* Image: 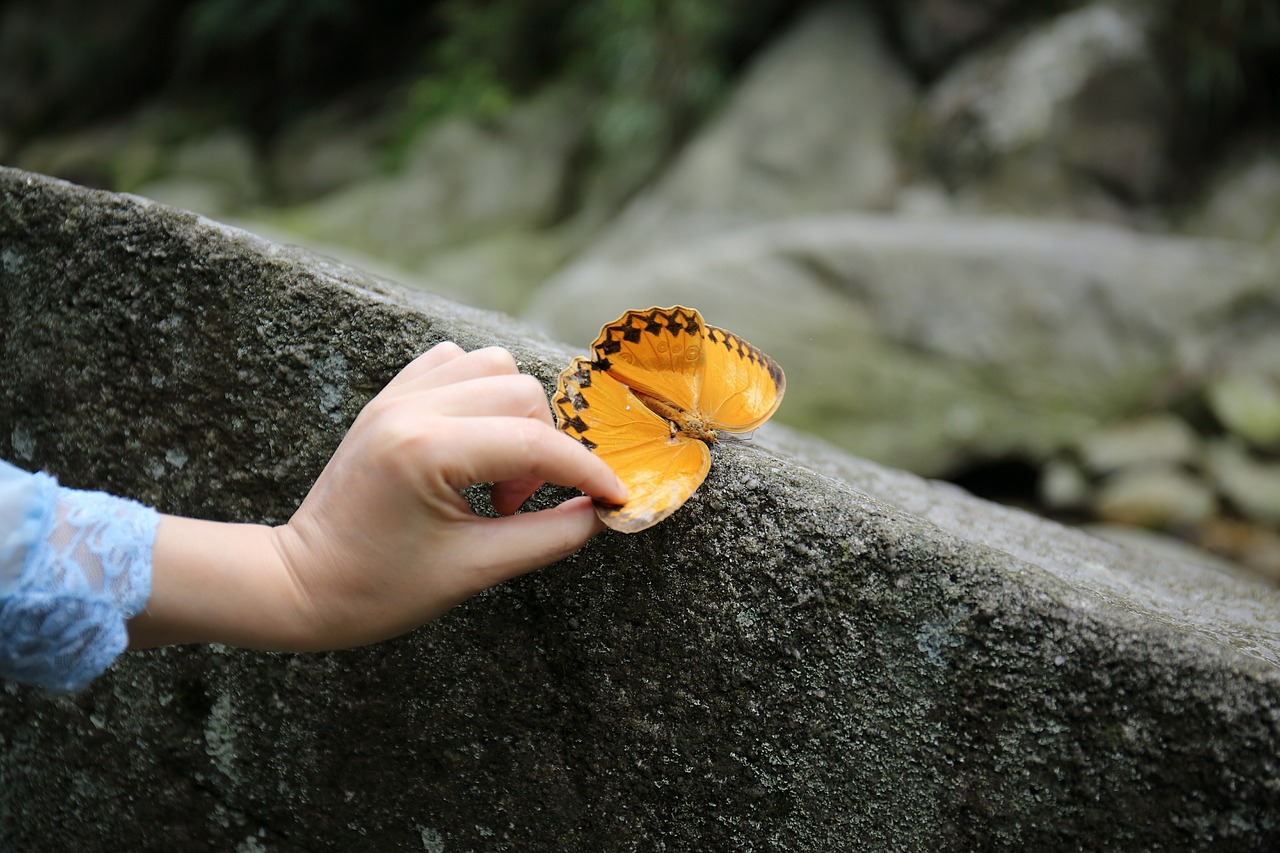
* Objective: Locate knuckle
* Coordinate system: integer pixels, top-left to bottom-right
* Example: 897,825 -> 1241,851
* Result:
368,406 -> 442,461
471,346 -> 519,375
511,373 -> 549,403
512,416 -> 547,455
349,397 -> 394,442
428,341 -> 465,357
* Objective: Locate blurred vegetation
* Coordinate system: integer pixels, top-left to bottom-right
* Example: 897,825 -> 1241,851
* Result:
387,0 -> 794,170
0,0 -> 793,163
1151,0 -> 1280,149
0,0 -> 1275,175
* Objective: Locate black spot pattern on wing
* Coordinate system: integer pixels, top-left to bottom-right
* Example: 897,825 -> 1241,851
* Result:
591,306 -> 705,362
554,358 -> 602,444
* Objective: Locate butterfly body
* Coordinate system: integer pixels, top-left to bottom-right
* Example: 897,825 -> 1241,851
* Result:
554,306 -> 784,533
632,391 -> 718,444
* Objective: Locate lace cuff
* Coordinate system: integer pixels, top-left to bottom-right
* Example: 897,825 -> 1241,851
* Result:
0,463 -> 157,692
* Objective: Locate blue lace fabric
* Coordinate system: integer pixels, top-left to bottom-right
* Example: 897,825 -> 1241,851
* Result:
0,459 -> 157,692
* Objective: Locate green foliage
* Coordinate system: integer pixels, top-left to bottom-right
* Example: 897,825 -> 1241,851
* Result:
1153,0 -> 1280,124
387,0 -> 791,169
4,0 -> 790,162
385,0 -> 545,167
167,0 -> 432,134
182,0 -> 349,52
568,0 -> 739,156
176,0 -> 357,114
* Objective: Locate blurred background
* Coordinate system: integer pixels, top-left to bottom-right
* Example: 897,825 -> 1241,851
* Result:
3,0 -> 1279,582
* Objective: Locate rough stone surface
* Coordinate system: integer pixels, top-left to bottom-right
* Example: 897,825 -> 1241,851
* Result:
3,169 -> 1280,850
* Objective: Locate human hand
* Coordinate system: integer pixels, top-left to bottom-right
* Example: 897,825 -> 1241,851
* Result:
128,343 -> 627,651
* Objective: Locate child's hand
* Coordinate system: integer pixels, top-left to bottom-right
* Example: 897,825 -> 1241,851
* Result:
129,343 -> 627,651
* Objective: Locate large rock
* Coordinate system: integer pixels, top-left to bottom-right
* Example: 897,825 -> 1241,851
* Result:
258,85 -> 589,316
3,169 -> 1279,850
267,100 -> 392,204
281,86 -> 587,265
1189,139 -> 1280,243
883,0 -> 1031,76
134,127 -> 266,217
527,214 -> 1277,475
1207,370 -> 1280,453
922,2 -> 1174,211
577,2 -> 914,263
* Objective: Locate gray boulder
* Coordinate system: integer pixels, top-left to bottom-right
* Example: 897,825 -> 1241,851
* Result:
1207,370 -> 1280,453
576,2 -> 914,264
1189,140 -> 1280,243
527,214 -> 1277,475
2,169 -> 1279,850
883,0 -> 1030,75
279,85 -> 589,272
922,2 -> 1174,211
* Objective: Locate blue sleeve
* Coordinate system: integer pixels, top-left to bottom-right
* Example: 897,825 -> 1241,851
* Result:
0,459 -> 158,692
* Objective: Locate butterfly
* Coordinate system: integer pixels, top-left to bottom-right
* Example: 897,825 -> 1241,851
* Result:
553,306 -> 785,533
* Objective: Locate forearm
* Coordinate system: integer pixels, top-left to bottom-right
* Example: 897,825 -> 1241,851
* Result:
127,515 -> 305,651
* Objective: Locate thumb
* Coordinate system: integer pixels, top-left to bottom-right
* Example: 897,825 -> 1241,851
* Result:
458,496 -> 606,592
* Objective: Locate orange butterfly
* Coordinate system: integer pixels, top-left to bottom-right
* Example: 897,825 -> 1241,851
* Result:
554,306 -> 785,532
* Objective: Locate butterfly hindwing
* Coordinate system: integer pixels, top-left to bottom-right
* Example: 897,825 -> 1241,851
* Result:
554,356 -> 711,533
699,323 -> 786,433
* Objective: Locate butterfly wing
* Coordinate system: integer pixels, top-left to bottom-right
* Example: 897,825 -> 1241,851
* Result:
555,357 -> 711,533
699,324 -> 786,432
590,306 -> 708,412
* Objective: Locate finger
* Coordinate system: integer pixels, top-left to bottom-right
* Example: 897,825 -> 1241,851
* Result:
392,346 -> 520,396
384,341 -> 468,390
456,496 -> 606,591
491,475 -> 546,515
416,417 -> 627,505
406,373 -> 556,426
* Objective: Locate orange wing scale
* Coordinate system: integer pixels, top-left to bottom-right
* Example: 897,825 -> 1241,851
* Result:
554,306 -> 785,533
554,357 -> 709,533
699,324 -> 786,432
589,306 -> 706,412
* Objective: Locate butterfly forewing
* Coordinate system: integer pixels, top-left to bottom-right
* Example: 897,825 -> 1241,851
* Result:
590,306 -> 707,413
699,324 -> 786,432
555,356 -> 711,533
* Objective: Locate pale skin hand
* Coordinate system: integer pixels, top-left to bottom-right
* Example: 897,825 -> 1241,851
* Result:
127,343 -> 627,652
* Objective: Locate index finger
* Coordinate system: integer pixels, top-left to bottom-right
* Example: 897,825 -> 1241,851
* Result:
423,417 -> 628,506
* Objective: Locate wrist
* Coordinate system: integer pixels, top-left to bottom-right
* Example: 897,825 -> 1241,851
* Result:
127,515 -> 307,651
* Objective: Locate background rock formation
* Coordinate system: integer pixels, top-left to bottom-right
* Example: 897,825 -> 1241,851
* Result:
3,169 -> 1279,850
8,0 -> 1277,579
